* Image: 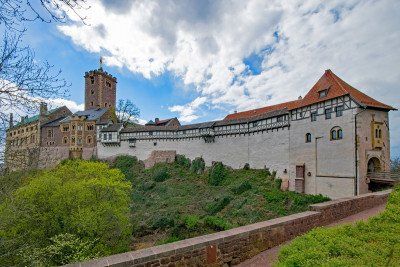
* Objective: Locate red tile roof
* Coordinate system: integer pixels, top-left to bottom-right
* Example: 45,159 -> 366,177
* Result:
224,70 -> 396,120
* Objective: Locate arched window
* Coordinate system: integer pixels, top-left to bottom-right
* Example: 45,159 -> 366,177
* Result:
305,133 -> 312,143
87,135 -> 92,144
63,136 -> 68,144
331,126 -> 343,140
378,129 -> 382,138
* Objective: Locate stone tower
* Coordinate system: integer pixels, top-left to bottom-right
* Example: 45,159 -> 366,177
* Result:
84,67 -> 117,110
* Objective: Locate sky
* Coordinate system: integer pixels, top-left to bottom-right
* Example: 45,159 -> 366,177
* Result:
20,0 -> 399,158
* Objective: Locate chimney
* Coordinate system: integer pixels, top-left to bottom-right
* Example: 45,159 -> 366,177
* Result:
155,118 -> 159,124
40,102 -> 48,116
298,96 -> 302,100
9,113 -> 13,128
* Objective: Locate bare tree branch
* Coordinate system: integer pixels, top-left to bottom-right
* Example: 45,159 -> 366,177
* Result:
116,99 -> 140,124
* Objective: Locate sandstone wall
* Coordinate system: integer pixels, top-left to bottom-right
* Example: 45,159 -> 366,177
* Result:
65,190 -> 390,267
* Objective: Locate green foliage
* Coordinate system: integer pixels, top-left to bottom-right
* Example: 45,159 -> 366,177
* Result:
175,154 -> 191,168
204,216 -> 232,231
271,170 -> 277,179
0,160 -> 132,265
20,233 -> 99,266
191,157 -> 205,174
152,167 -> 171,182
276,186 -> 400,266
125,161 -> 328,250
243,163 -> 250,170
112,155 -> 143,181
206,196 -> 232,215
274,178 -> 282,190
183,215 -> 201,230
232,180 -> 252,195
208,162 -> 228,186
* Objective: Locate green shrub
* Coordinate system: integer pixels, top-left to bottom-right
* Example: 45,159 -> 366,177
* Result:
0,160 -> 131,265
206,196 -> 232,215
20,233 -> 99,266
191,157 -> 205,174
158,235 -> 182,245
271,170 -> 277,179
152,217 -> 176,230
183,215 -> 200,230
276,186 -> 400,266
232,181 -> 252,195
112,155 -> 142,180
204,216 -> 231,231
175,155 -> 191,168
274,178 -> 282,190
243,163 -> 250,170
153,168 -> 171,182
208,162 -> 228,186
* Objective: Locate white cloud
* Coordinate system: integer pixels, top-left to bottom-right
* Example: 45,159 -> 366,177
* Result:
169,96 -> 207,122
47,98 -> 84,113
59,0 -> 400,155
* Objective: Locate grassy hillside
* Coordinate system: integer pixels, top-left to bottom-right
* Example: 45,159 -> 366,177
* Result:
276,186 -> 400,266
112,155 -> 329,249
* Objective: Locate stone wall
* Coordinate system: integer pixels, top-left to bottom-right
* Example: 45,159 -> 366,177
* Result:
144,150 -> 176,168
65,190 -> 390,267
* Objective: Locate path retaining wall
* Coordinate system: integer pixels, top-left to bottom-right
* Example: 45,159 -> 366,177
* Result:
66,190 -> 390,267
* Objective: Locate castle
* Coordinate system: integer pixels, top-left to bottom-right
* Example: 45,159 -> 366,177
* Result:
5,67 -> 396,199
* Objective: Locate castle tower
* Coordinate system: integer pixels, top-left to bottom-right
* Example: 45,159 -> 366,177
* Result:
84,65 -> 117,110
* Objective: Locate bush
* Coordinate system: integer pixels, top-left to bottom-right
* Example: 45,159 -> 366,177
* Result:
112,155 -> 142,180
243,163 -> 250,170
183,215 -> 201,230
271,170 -> 277,179
208,162 -> 228,186
276,186 -> 400,266
274,178 -> 282,190
232,181 -> 252,195
20,233 -> 98,266
152,217 -> 176,230
0,160 -> 132,266
175,155 -> 191,168
204,216 -> 231,231
191,157 -> 205,174
206,196 -> 232,215
153,168 -> 171,182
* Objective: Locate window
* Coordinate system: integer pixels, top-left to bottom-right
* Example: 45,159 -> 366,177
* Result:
103,133 -> 107,140
87,124 -> 94,131
336,105 -> 344,117
87,135 -> 92,144
311,112 -> 317,122
106,81 -> 111,87
277,116 -> 283,122
72,125 -> 76,130
63,136 -> 68,144
331,127 -> 343,140
108,133 -> 112,140
305,133 -> 312,143
319,89 -> 328,98
90,76 -> 94,84
71,137 -> 75,144
47,129 -> 53,138
149,131 -> 153,136
379,129 -> 382,138
91,101 -> 94,107
90,89 -> 95,95
30,134 -> 35,143
62,125 -> 69,132
325,108 -> 332,119
104,103 -> 108,107
77,138 -> 82,145
77,125 -> 83,131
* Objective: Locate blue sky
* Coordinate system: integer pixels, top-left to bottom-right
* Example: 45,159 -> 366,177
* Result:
20,0 -> 399,158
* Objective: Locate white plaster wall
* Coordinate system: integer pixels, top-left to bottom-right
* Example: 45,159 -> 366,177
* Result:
98,128 -> 290,178
289,107 -> 356,199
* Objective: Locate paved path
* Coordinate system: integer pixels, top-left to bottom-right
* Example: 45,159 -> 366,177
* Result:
236,204 -> 386,267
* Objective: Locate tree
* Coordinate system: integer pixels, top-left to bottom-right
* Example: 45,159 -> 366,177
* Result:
392,157 -> 400,173
116,99 -> 140,124
0,160 -> 132,265
0,0 -> 88,166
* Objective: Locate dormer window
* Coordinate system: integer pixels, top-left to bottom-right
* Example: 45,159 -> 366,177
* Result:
319,89 -> 328,98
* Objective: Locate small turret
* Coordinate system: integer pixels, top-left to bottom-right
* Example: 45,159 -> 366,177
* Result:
40,102 -> 48,116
